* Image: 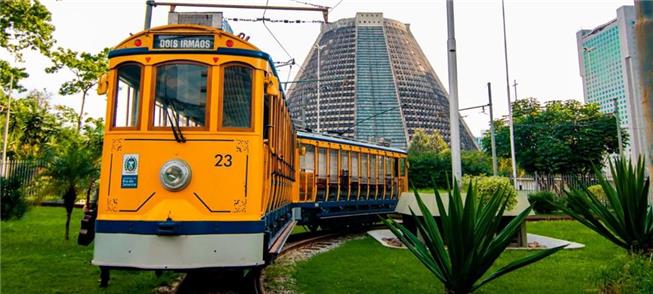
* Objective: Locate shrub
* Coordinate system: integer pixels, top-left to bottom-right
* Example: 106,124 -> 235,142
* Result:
408,150 -> 450,189
1,176 -> 29,220
593,255 -> 653,294
461,150 -> 492,176
384,182 -> 564,293
586,184 -> 607,204
554,157 -> 653,255
528,191 -> 558,214
473,176 -> 518,210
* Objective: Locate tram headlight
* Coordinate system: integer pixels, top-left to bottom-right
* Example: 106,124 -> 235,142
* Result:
159,159 -> 192,191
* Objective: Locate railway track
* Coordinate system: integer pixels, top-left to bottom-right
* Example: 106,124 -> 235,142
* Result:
168,229 -> 354,294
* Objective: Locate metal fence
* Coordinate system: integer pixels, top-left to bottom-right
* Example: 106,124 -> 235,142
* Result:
1,160 -> 45,198
515,173 -> 612,195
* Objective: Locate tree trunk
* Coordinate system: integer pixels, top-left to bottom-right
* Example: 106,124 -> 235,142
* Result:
77,89 -> 88,132
65,211 -> 71,240
444,288 -> 470,294
64,185 -> 77,240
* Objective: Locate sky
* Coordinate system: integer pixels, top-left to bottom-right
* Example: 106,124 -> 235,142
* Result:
1,0 -> 635,137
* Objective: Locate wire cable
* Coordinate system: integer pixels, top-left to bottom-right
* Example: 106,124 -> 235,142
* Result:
262,0 -> 293,60
330,0 -> 344,12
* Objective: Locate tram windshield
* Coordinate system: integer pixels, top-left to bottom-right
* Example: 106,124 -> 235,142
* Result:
153,63 -> 208,128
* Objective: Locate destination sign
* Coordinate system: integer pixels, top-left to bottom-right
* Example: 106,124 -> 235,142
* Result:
153,35 -> 214,50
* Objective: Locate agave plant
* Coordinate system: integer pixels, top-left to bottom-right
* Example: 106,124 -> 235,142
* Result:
384,182 -> 565,293
557,157 -> 652,255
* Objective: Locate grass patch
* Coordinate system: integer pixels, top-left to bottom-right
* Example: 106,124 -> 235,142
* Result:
1,207 -> 177,293
292,221 -> 625,293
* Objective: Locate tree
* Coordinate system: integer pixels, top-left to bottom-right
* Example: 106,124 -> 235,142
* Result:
42,117 -> 103,240
461,150 -> 492,176
409,129 -> 449,156
0,60 -> 29,92
482,98 -> 625,184
0,90 -> 61,159
0,0 -> 55,61
384,182 -> 564,293
46,47 -> 109,131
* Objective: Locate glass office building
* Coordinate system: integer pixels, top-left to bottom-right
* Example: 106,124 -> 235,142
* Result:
576,6 -> 646,159
286,13 -> 477,150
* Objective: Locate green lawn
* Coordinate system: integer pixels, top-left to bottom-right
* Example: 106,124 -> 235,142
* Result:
291,221 -> 625,294
1,207 -> 177,294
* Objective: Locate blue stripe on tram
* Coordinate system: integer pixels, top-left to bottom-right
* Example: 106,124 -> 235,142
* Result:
96,220 -> 266,235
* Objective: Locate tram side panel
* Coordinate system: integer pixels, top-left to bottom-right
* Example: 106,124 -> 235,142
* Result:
294,135 -> 408,226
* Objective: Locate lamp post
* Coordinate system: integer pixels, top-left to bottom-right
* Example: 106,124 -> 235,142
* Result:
458,83 -> 498,176
446,0 -> 462,183
315,43 -> 326,133
488,83 -> 498,176
501,0 -> 518,188
613,97 -> 624,156
1,74 -> 14,177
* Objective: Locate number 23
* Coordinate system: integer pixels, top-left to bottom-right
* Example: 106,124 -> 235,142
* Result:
214,154 -> 232,167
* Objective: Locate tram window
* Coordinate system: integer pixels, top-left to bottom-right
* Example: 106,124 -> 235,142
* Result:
385,158 -> 390,177
377,156 -> 383,179
112,64 -> 142,128
153,63 -> 208,128
361,154 -> 368,179
399,158 -> 406,176
263,95 -> 270,140
329,150 -> 338,179
341,151 -> 349,172
318,148 -> 327,177
351,152 -> 359,178
222,65 -> 253,128
370,155 -> 376,179
302,145 -> 315,172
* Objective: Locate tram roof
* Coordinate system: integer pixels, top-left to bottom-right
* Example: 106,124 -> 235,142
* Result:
297,131 -> 407,154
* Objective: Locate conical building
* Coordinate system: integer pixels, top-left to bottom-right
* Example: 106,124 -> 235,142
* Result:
286,12 -> 477,150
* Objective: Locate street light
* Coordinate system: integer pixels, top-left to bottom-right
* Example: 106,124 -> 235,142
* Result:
1,74 -> 14,177
613,97 -> 624,156
314,43 -> 326,133
501,0 -> 518,188
446,0 -> 462,183
459,82 -> 498,176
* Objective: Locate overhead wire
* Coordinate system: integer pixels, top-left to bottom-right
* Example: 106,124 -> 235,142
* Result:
261,0 -> 293,61
330,0 -> 344,12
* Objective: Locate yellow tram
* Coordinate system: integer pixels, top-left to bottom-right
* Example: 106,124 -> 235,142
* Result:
85,16 -> 407,286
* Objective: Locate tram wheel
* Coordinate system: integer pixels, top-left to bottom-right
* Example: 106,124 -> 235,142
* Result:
307,224 -> 320,232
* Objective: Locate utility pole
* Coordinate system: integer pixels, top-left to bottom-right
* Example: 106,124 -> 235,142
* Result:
513,79 -> 518,100
613,97 -> 624,156
634,0 -> 652,202
1,74 -> 14,177
315,44 -> 325,133
446,0 -> 462,183
502,0 -> 518,188
459,85 -> 497,176
488,82 -> 498,176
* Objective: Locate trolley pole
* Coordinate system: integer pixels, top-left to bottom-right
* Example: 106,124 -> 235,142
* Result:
1,74 -> 14,177
634,0 -> 653,202
144,0 -> 154,30
488,82 -> 498,176
501,0 -> 518,188
446,0 -> 462,183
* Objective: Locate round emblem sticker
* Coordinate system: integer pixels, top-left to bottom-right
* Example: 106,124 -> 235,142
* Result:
122,154 -> 139,176
125,157 -> 137,172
